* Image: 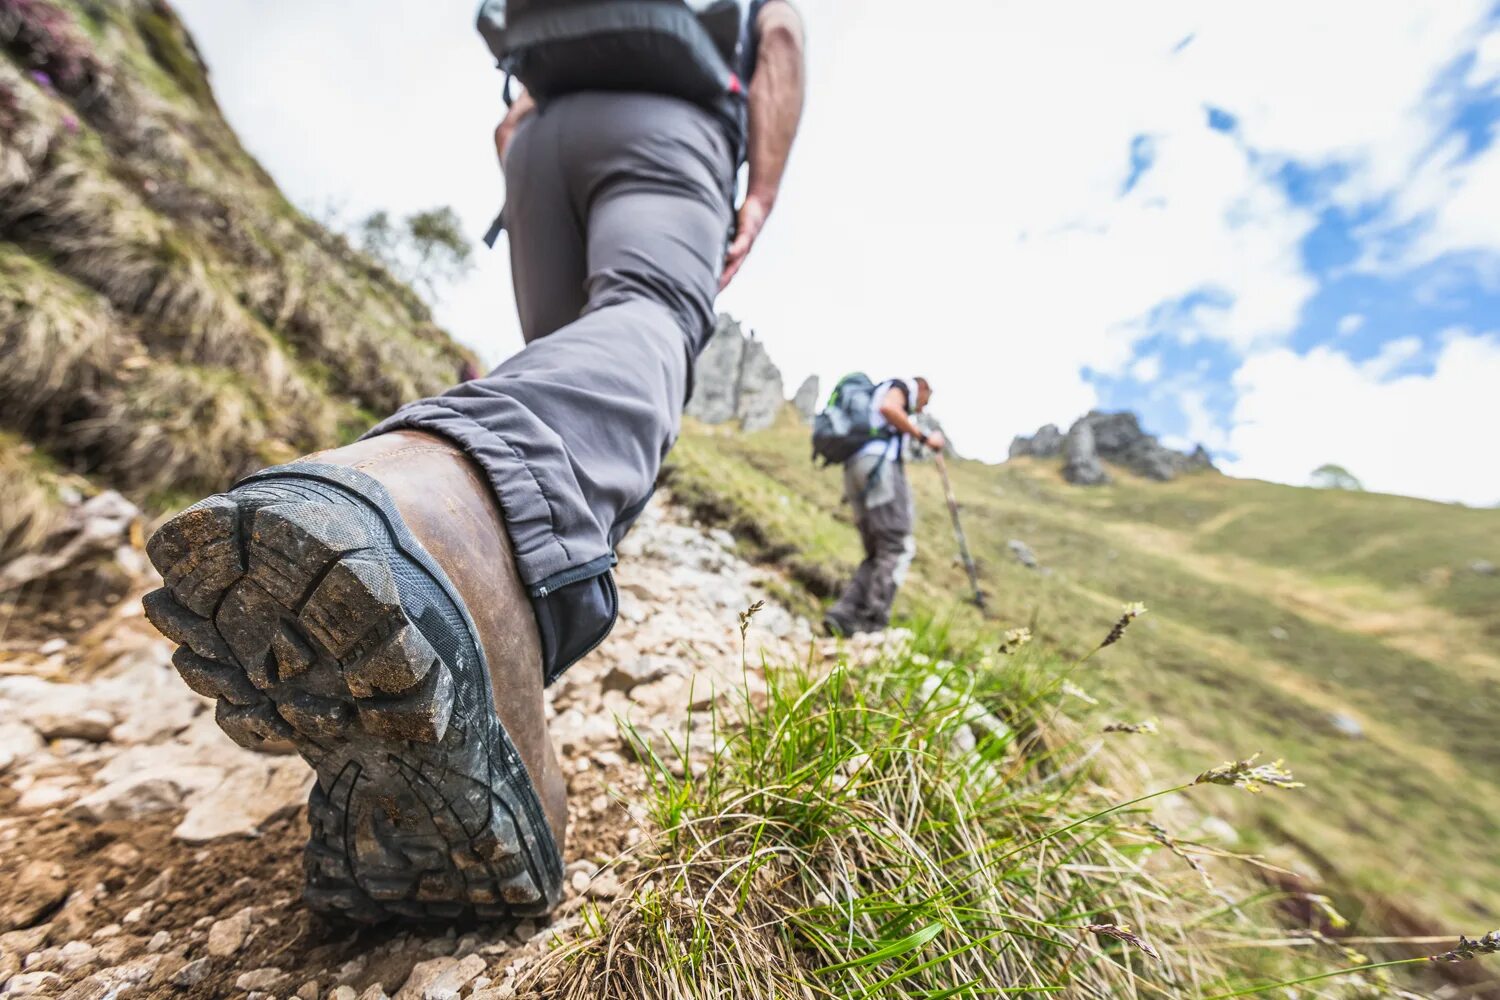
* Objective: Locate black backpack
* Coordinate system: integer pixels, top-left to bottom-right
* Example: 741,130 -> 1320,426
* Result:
812,373 -> 893,465
476,0 -> 751,108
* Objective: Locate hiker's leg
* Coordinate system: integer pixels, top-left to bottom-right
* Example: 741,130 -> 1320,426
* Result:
366,92 -> 732,682
502,107 -> 588,342
828,455 -> 884,629
861,465 -> 916,628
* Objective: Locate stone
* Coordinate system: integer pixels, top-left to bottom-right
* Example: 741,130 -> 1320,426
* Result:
66,773 -> 192,823
56,938 -> 97,970
4,971 -> 61,996
1062,419 -> 1110,486
1472,559 -> 1497,576
601,656 -> 666,694
36,707 -> 114,743
206,907 -> 253,957
1007,539 -> 1038,569
38,638 -> 68,656
684,314 -> 785,431
297,978 -> 321,999
0,722 -> 43,774
171,957 -> 212,987
791,375 -> 820,423
174,757 -> 312,842
394,953 -> 487,1000
1329,713 -> 1365,738
236,967 -> 285,991
15,782 -> 78,812
358,987 -> 392,1000
146,930 -> 170,952
585,871 -> 622,899
0,491 -> 141,591
329,988 -> 358,1000
1,861 -> 69,932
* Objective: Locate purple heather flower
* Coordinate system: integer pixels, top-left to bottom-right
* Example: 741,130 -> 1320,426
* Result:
29,70 -> 53,90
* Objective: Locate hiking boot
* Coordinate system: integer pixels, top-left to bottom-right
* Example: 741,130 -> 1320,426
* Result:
142,431 -> 566,923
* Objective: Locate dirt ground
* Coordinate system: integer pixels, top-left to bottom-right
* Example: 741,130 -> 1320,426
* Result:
0,497 -> 863,999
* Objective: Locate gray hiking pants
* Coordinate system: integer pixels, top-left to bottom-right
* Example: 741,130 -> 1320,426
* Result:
367,92 -> 734,682
828,453 -> 916,631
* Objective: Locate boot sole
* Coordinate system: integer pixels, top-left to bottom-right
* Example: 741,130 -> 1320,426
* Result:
142,463 -> 562,923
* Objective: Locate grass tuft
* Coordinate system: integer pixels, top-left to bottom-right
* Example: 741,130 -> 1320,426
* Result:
527,615 -> 1374,998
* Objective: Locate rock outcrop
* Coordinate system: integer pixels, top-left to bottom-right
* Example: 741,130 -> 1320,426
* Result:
791,375 -> 820,423
1013,411 -> 1216,486
1009,423 -> 1064,459
686,315 -> 786,432
1062,420 -> 1110,486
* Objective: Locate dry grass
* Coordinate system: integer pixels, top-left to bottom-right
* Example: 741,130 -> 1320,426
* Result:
0,241 -> 123,422
0,431 -> 72,564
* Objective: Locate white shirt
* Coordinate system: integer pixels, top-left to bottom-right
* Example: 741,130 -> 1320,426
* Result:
855,378 -> 919,461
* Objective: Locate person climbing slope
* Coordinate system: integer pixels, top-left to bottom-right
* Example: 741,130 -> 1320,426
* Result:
820,376 -> 944,636
142,0 -> 805,923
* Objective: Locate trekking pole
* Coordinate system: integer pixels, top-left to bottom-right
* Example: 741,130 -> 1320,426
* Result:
933,453 -> 987,611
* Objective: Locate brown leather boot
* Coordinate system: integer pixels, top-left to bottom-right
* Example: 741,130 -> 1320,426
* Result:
143,431 -> 566,923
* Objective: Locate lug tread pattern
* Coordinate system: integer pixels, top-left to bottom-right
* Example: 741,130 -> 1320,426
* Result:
144,482 -> 559,923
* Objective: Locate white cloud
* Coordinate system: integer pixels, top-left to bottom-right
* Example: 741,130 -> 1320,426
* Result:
1337,313 -> 1366,336
1130,354 -> 1163,383
1222,332 -> 1500,505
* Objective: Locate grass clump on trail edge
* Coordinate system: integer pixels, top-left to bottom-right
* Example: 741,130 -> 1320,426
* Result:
527,611 -> 1479,999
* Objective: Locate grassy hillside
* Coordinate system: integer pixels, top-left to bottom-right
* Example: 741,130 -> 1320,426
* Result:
668,412 -> 1500,935
0,0 -> 473,560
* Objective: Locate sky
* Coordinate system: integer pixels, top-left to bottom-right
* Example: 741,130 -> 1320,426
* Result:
173,1 -> 1500,506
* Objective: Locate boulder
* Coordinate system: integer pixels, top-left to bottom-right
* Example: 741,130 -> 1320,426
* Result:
1063,420 -> 1110,486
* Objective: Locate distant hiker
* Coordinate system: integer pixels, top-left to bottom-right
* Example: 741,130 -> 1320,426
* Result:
143,0 -> 805,924
818,376 -> 943,636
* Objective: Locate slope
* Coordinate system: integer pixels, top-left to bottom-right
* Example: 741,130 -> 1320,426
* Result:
667,411 -> 1500,932
0,0 -> 473,563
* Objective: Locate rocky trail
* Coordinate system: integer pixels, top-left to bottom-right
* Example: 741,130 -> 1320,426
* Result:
0,496 -> 872,999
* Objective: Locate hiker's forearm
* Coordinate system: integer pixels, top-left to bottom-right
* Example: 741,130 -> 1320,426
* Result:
745,1 -> 805,212
879,404 -> 925,441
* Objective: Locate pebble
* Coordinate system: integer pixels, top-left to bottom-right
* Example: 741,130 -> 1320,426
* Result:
146,930 -> 171,952
207,907 -> 253,957
328,987 -> 358,1000
235,966 -> 285,991
296,977 -> 321,999
171,957 -> 212,987
6,971 -> 62,996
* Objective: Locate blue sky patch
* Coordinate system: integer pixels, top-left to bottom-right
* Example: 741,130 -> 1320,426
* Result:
1097,63 -> 1500,466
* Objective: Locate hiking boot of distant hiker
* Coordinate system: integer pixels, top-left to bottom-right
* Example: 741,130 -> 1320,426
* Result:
142,431 -> 566,923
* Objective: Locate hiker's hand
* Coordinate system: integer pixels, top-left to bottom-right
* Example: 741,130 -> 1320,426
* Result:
494,91 -> 536,167
925,431 -> 947,453
721,194 -> 771,291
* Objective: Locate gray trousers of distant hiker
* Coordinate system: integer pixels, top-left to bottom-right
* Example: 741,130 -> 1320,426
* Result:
366,92 -> 733,680
828,453 -> 917,631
